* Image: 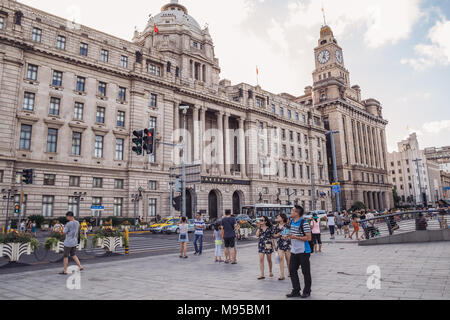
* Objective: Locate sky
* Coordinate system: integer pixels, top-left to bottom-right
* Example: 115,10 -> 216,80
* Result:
19,0 -> 450,152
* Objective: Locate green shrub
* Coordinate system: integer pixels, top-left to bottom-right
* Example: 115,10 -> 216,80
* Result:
0,231 -> 39,251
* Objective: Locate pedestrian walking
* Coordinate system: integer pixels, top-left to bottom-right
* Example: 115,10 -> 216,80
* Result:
273,214 -> 291,281
365,211 -> 376,238
222,209 -> 238,264
256,216 -> 275,280
31,221 -> 37,237
80,220 -> 88,237
286,205 -> 312,299
336,212 -> 343,235
178,216 -> 189,259
349,214 -> 360,240
327,211 -> 336,239
19,220 -> 26,233
310,214 -> 322,253
416,213 -> 428,231
193,213 -> 205,256
360,212 -> 367,240
343,211 -> 350,238
59,212 -> 83,275
214,222 -> 224,263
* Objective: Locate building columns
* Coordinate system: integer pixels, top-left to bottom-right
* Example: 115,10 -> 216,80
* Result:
200,107 -> 206,173
224,113 -> 231,176
193,106 -> 200,162
238,118 -> 247,178
217,112 -> 225,175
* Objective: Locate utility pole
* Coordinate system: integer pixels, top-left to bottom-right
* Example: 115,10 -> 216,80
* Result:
311,173 -> 317,211
326,130 -> 341,213
413,158 -> 424,207
2,189 -> 17,234
180,104 -> 189,218
169,167 -> 174,218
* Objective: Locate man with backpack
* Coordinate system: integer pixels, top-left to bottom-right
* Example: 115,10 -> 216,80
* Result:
286,205 -> 312,299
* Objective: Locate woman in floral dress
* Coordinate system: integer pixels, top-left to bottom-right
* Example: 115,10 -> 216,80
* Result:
273,213 -> 291,281
256,216 -> 275,280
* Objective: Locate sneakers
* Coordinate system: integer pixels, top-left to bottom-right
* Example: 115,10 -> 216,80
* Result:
286,292 -> 301,298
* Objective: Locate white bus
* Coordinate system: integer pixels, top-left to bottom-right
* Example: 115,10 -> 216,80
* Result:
242,204 -> 294,221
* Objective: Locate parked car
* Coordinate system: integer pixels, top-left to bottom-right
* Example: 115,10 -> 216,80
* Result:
163,219 -> 195,234
150,218 -> 179,233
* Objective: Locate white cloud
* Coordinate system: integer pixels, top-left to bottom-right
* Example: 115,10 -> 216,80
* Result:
285,0 -> 422,48
401,19 -> 450,70
422,120 -> 450,134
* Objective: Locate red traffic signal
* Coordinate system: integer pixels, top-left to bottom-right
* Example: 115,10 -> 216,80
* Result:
143,128 -> 155,155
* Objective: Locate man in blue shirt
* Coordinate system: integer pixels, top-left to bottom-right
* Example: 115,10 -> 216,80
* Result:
193,213 -> 205,255
286,205 -> 312,298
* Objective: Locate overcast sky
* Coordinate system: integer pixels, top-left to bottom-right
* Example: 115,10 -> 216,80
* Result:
19,0 -> 450,152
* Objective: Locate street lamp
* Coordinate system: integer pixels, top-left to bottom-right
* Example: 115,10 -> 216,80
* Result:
2,189 -> 18,234
179,104 -> 189,218
326,130 -> 341,213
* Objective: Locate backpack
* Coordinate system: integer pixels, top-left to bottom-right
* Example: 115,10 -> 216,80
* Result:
299,218 -> 314,254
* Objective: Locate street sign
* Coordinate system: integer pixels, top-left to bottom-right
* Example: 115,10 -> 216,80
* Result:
332,182 -> 341,194
90,206 -> 105,210
444,187 -> 450,191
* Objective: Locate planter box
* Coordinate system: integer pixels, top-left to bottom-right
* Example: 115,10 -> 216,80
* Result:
96,237 -> 123,253
239,228 -> 252,238
51,239 -> 86,254
0,242 -> 33,262
120,225 -> 130,231
41,224 -> 50,231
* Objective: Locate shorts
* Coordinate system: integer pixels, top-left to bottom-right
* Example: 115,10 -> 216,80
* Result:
312,233 -> 322,245
63,246 -> 77,258
224,237 -> 235,248
178,233 -> 189,243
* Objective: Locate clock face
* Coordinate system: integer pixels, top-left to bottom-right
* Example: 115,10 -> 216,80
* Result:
318,50 -> 330,64
336,50 -> 343,64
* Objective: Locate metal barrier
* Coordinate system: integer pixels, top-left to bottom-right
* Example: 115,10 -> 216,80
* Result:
358,209 -> 449,240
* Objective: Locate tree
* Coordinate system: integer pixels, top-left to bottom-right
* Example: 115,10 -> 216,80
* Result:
393,187 -> 401,208
350,201 -> 366,211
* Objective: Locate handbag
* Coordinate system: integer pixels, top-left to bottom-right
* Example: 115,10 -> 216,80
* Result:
180,233 -> 187,240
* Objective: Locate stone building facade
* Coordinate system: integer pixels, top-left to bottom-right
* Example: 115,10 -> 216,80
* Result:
293,26 -> 393,211
424,146 -> 450,173
0,0 -> 332,221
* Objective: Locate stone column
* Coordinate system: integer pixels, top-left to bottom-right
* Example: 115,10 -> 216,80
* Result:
200,107 -> 206,173
193,106 -> 200,162
224,113 -> 231,176
217,112 -> 225,175
174,101 -> 180,143
239,118 -> 247,178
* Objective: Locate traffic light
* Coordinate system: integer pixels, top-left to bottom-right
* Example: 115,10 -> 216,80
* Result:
172,196 -> 182,211
132,130 -> 144,156
143,128 -> 155,155
14,204 -> 20,215
22,169 -> 34,184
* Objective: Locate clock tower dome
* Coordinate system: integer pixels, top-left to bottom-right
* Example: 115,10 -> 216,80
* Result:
313,25 -> 349,87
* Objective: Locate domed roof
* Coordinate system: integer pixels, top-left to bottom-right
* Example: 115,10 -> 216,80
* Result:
149,0 -> 202,34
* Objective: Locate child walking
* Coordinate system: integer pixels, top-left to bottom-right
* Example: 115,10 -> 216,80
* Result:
214,223 -> 224,263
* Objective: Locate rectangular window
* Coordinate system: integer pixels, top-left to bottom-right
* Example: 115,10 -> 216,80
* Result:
118,87 -> 126,101
298,148 -> 302,158
299,164 -> 303,179
150,94 -> 157,107
113,198 -> 123,217
114,179 -> 124,189
94,135 -> 103,158
46,128 -> 58,153
305,149 -> 309,160
43,174 -> 56,186
149,116 -> 157,163
271,104 -> 276,113
148,199 -> 157,217
120,55 -> 128,68
96,107 -> 105,124
256,97 -> 263,108
101,49 -> 109,63
117,111 -> 125,127
74,102 -> 84,120
76,76 -> 86,92
68,197 -> 79,217
19,124 -> 32,150
56,35 -> 66,50
306,165 -> 311,179
49,97 -> 60,116
93,177 -> 103,188
148,181 -> 157,190
98,82 -> 107,97
280,107 -> 284,117
72,132 -> 82,156
0,17 -> 4,29
52,71 -> 63,87
32,27 -> 42,42
292,163 -> 296,178
288,110 -> 292,119
283,162 -> 288,178
23,92 -> 35,111
295,112 -> 299,121
26,64 -> 38,81
80,42 -> 88,56
148,64 -> 161,76
115,138 -> 124,160
290,146 -> 295,157
42,196 -> 54,217
69,176 -> 80,187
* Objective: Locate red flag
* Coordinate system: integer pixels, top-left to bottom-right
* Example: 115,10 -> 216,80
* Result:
256,65 -> 259,75
153,24 -> 159,34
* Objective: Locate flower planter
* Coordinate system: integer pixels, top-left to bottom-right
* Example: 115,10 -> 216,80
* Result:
239,228 -> 252,238
50,239 -> 85,254
41,224 -> 50,231
0,242 -> 33,262
96,237 -> 123,253
120,225 -> 130,231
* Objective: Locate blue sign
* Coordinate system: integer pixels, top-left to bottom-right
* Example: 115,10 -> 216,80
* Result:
444,187 -> 450,191
332,183 -> 341,194
90,206 -> 105,210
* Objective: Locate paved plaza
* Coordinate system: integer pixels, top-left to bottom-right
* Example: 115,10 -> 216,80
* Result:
0,240 -> 449,300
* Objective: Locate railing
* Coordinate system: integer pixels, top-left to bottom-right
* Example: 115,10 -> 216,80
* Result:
358,209 -> 449,240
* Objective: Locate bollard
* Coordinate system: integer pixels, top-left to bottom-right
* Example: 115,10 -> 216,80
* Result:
125,228 -> 129,255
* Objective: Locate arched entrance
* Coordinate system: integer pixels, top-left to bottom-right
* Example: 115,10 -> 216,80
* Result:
232,191 -> 244,216
208,190 -> 222,220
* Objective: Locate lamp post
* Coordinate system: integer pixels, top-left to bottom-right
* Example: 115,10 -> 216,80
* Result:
179,104 -> 189,217
326,130 -> 340,213
413,159 -> 424,207
2,189 -> 17,234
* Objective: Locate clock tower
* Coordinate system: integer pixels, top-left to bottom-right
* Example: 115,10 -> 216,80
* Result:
313,25 -> 349,87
